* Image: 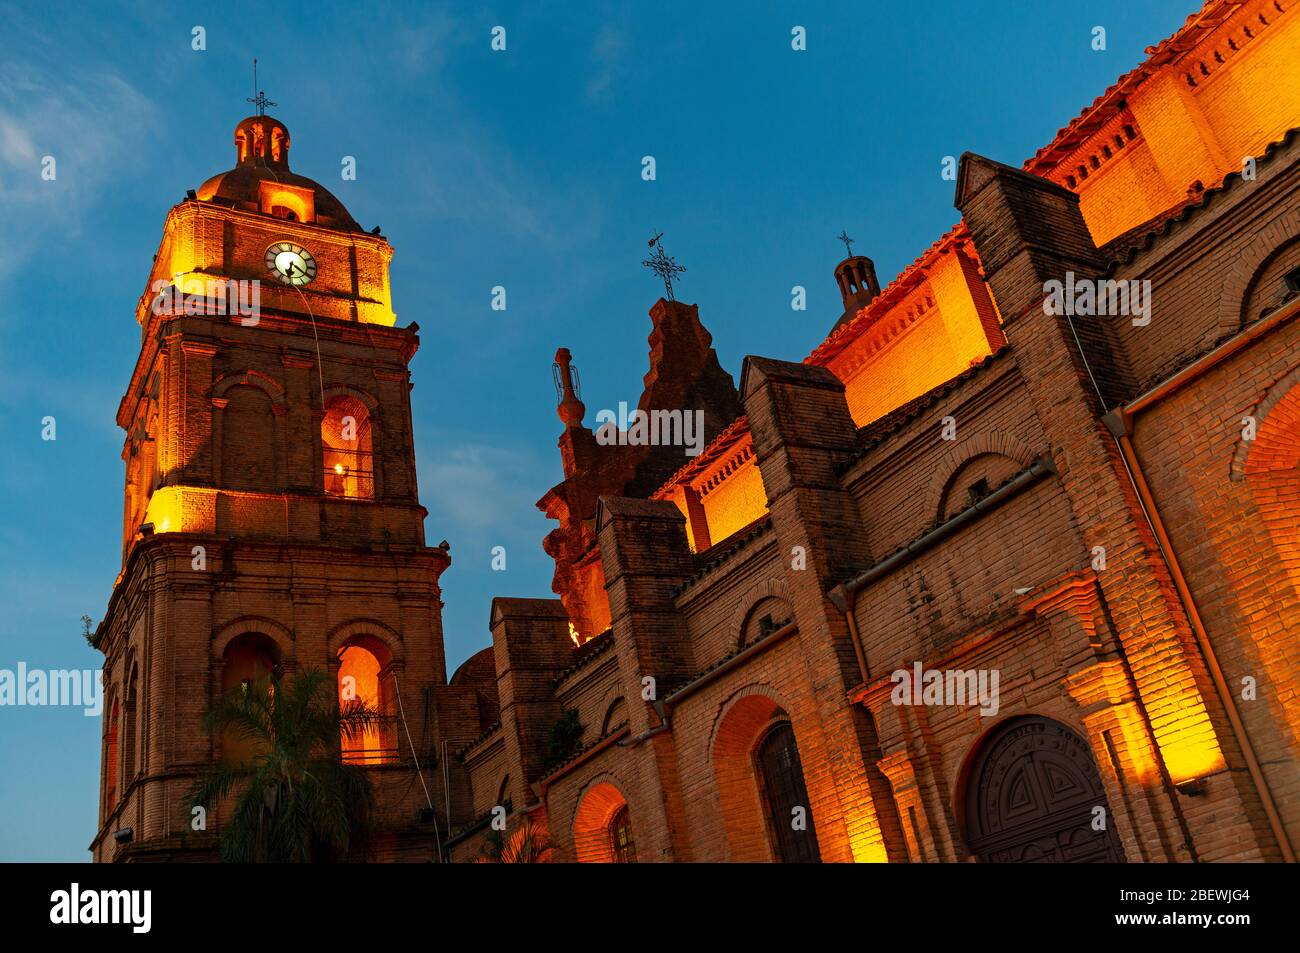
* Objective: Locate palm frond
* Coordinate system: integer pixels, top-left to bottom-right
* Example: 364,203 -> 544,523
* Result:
190,667 -> 378,863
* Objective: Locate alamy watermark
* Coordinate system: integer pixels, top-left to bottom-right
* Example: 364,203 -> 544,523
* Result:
595,402 -> 705,457
50,884 -> 151,933
1043,271 -> 1151,326
0,664 -> 102,716
890,662 -> 1000,716
151,274 -> 261,326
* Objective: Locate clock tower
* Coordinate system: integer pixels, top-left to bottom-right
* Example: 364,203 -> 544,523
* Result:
91,113 -> 488,861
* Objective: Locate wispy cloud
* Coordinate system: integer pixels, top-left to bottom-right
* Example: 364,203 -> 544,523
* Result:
387,6 -> 463,77
419,442 -> 550,545
0,58 -> 154,280
587,24 -> 628,102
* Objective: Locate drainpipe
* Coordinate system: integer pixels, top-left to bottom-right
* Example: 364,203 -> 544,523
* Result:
617,700 -> 672,747
1104,404 -> 1296,863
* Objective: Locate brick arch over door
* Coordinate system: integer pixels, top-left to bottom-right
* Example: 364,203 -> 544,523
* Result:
571,775 -> 635,863
1227,364 -> 1300,749
1216,207 -> 1300,337
926,432 -> 1039,522
709,684 -> 819,862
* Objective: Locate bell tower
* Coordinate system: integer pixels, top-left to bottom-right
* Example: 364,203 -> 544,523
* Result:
92,113 -> 486,862
832,253 -> 881,330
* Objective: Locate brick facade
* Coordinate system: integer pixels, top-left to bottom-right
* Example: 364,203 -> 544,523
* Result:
98,0 -> 1300,864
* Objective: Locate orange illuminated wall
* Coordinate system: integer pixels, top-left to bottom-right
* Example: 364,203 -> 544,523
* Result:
1029,0 -> 1300,245
258,180 -> 315,222
136,201 -> 397,331
811,234 -> 1004,429
571,552 -> 612,642
655,421 -> 771,553
807,2 -> 1300,435
697,455 -> 767,546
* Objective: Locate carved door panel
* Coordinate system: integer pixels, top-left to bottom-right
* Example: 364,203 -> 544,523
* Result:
756,722 -> 821,863
965,717 -> 1125,863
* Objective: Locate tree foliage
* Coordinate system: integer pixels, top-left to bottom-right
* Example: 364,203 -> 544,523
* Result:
189,667 -> 380,863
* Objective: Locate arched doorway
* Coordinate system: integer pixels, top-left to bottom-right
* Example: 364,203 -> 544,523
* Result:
963,716 -> 1124,863
755,721 -> 821,863
713,691 -> 822,862
573,781 -> 636,863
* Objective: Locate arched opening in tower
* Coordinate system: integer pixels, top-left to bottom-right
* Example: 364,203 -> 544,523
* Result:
321,396 -> 375,500
337,642 -> 391,765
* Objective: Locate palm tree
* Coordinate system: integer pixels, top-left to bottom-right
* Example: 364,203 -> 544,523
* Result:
190,667 -> 382,863
473,816 -> 557,863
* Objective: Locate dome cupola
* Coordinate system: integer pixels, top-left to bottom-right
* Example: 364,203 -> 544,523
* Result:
234,114 -> 291,169
193,114 -> 361,231
831,230 -> 881,329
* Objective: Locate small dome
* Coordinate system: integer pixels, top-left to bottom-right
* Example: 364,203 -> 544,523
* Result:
234,114 -> 292,169
833,255 -> 881,329
193,115 -> 361,231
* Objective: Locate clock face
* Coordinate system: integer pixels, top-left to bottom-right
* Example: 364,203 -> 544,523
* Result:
265,241 -> 317,286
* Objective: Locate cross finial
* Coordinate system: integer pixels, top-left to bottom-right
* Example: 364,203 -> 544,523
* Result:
642,231 -> 687,301
246,58 -> 277,116
837,230 -> 855,258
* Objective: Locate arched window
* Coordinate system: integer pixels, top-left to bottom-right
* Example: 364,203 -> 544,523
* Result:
219,633 -> 279,765
337,637 -> 394,765
220,384 -> 281,492
321,395 -> 374,500
572,781 -> 633,863
755,721 -> 820,863
609,805 -> 637,863
104,699 -> 120,813
739,596 -> 793,650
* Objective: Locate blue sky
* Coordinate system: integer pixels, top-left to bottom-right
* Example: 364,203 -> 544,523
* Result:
0,0 -> 1193,861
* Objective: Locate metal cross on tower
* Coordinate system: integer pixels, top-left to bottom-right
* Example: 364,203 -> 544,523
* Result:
642,231 -> 687,301
837,230 -> 855,258
246,58 -> 277,116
